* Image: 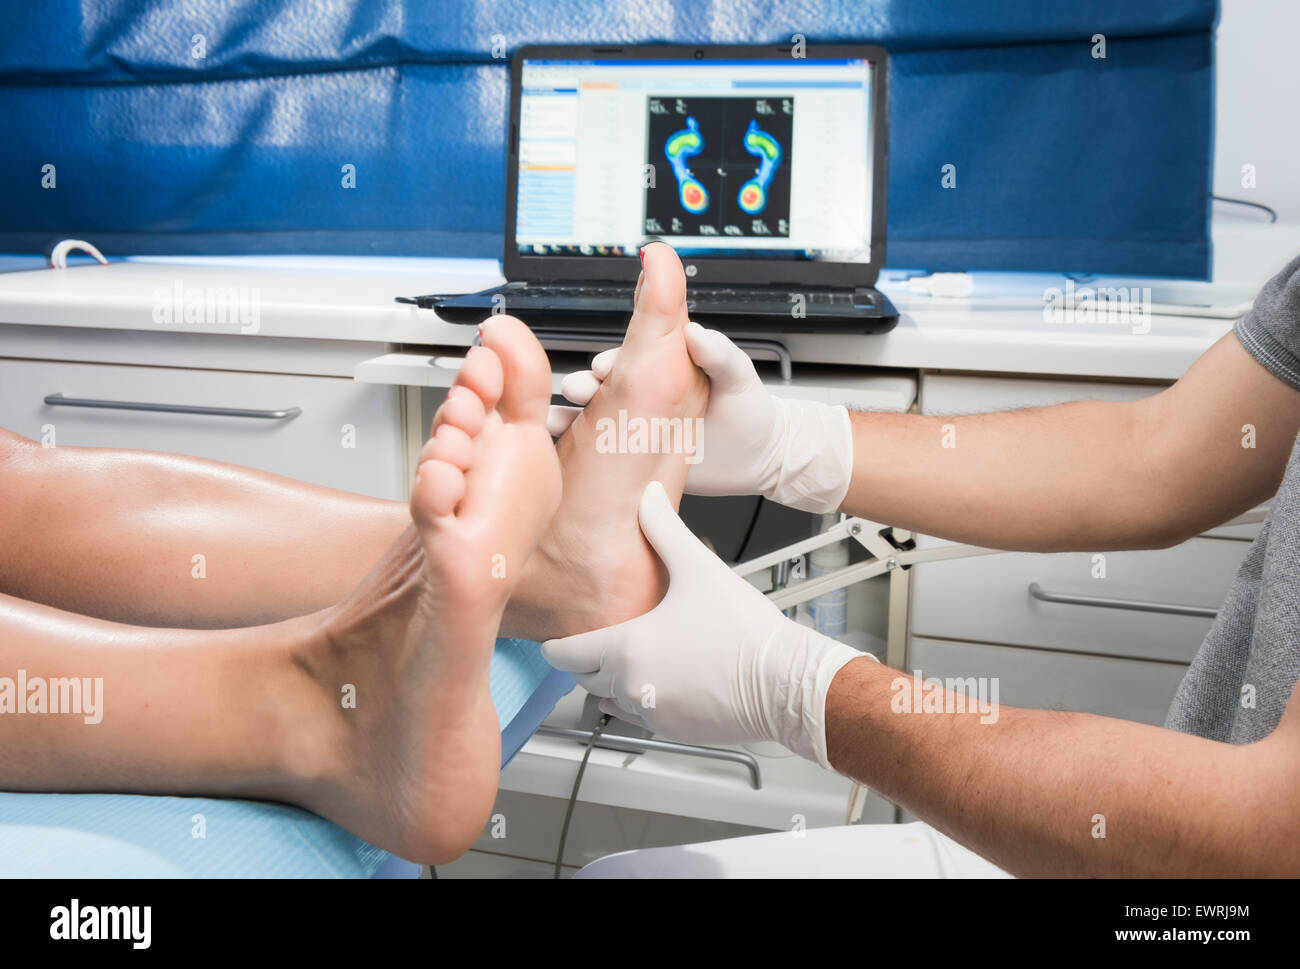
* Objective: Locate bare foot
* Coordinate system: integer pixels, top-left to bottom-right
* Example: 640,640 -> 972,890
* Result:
289,316 -> 560,864
525,242 -> 709,639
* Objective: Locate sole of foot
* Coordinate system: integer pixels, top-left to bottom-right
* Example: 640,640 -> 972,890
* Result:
295,315 -> 561,864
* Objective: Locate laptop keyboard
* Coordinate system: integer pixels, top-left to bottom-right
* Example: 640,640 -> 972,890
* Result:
521,284 -> 631,299
518,283 -> 862,307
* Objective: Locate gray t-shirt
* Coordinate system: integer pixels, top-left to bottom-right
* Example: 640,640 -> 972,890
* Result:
1165,254 -> 1300,743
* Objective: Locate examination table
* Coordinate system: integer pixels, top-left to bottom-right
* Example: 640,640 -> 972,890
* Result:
0,639 -> 574,877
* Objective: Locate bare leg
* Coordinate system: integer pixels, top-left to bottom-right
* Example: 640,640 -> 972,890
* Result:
0,428 -> 409,628
0,317 -> 561,864
0,593 -> 318,799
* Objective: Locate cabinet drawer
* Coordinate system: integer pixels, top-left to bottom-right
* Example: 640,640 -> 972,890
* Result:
908,636 -> 1187,726
0,358 -> 404,499
909,537 -> 1249,664
918,373 -> 1164,416
469,789 -> 767,870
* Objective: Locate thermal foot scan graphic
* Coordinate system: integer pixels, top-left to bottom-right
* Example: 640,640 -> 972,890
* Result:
665,116 -> 709,214
738,120 -> 782,215
645,96 -> 792,239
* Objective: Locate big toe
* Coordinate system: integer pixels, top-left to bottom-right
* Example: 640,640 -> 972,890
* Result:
478,315 -> 554,425
626,241 -> 689,346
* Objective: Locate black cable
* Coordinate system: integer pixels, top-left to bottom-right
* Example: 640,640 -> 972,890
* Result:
734,495 -> 765,563
1212,195 -> 1278,224
554,713 -> 611,879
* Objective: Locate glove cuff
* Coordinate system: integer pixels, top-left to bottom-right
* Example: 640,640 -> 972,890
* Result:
805,633 -> 878,771
766,399 -> 854,514
773,625 -> 878,770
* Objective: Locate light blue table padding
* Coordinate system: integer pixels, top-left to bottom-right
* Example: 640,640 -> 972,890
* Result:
0,638 -> 574,877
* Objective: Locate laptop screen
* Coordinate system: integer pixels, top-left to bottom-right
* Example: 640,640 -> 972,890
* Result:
514,55 -> 875,266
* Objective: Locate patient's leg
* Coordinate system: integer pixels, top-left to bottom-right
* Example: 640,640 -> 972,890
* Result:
517,242 -> 710,640
0,428 -> 409,628
0,319 -> 561,863
0,242 -> 700,642
0,386 -> 551,637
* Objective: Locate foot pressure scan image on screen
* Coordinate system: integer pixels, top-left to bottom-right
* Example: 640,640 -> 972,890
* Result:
646,95 -> 794,239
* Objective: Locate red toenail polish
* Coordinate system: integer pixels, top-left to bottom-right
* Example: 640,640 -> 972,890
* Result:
639,248 -> 645,267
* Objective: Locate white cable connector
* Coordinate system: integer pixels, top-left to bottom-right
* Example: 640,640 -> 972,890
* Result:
903,272 -> 974,298
47,239 -> 108,269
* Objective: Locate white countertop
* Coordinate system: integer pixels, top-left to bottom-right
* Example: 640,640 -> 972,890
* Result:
2,220 -> 1296,382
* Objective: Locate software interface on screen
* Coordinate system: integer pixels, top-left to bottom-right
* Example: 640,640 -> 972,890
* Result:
515,57 -> 874,263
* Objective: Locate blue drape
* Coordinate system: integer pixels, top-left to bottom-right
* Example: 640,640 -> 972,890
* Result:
0,0 -> 1216,277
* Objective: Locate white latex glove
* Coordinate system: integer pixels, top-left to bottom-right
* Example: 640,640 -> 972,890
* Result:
547,323 -> 854,514
541,481 -> 872,769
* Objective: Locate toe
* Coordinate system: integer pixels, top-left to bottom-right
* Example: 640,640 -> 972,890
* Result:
478,314 -> 553,425
625,241 -> 688,346
450,345 -> 504,415
432,384 -> 488,438
411,458 -> 467,521
418,422 -> 474,471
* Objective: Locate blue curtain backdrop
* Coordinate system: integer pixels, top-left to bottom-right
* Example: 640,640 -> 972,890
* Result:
0,0 -> 1217,277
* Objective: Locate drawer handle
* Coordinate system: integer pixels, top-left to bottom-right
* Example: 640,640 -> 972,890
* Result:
1028,582 -> 1217,619
44,393 -> 302,421
534,725 -> 762,790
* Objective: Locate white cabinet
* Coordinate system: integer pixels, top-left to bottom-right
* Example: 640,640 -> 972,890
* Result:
909,538 -> 1249,665
0,357 -> 405,500
908,636 -> 1189,727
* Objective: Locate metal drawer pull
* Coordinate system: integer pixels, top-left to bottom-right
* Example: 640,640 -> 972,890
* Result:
535,725 -> 762,790
528,327 -> 794,381
44,393 -> 301,421
1028,582 -> 1217,619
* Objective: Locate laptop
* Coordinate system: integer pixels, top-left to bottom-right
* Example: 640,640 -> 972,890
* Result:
424,43 -> 897,334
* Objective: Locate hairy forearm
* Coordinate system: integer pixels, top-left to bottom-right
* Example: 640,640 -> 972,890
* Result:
837,335 -> 1298,552
839,400 -> 1184,551
825,658 -> 1298,876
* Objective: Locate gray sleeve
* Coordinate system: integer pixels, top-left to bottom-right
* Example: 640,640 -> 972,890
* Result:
1235,253 -> 1300,391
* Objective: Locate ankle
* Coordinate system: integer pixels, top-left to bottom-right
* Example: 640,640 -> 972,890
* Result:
259,610 -> 355,798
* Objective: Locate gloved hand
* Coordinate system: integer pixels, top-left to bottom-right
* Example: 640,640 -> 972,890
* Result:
546,323 -> 854,514
541,481 -> 872,769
